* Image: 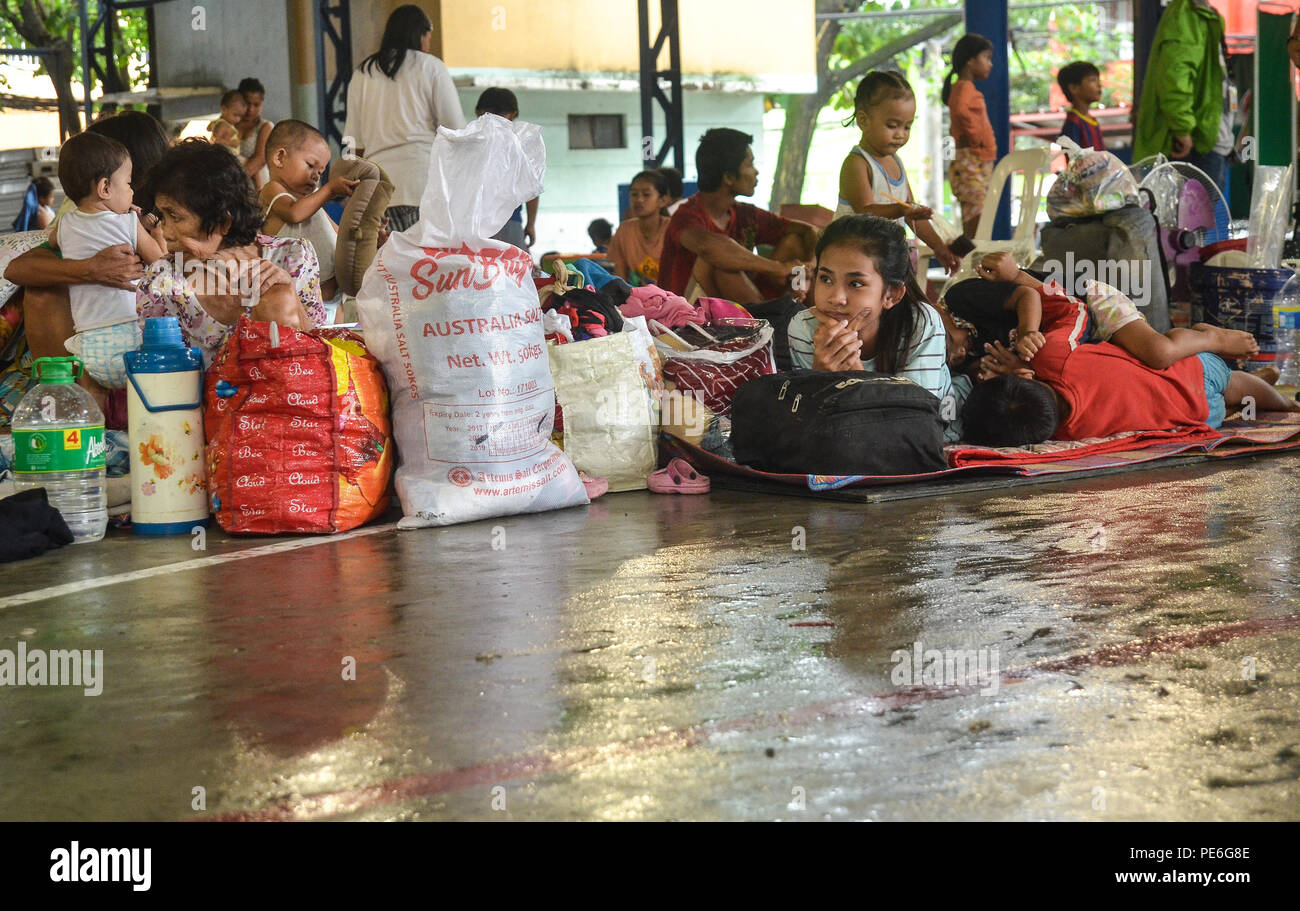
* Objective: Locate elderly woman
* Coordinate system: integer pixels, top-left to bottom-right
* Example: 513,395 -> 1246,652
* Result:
136,139 -> 322,366
344,4 -> 465,232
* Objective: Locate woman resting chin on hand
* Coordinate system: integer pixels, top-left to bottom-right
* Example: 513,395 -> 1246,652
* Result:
137,139 -> 322,366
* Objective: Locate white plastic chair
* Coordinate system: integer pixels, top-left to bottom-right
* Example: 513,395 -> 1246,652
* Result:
942,146 -> 1053,295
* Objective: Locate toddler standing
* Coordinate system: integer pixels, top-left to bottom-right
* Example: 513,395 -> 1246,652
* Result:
837,71 -> 959,274
33,177 -> 56,229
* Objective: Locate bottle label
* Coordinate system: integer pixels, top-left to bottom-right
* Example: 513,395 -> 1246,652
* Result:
1275,307 -> 1300,331
13,426 -> 106,473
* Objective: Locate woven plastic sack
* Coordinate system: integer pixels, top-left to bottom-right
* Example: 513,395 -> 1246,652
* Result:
355,113 -> 587,526
204,317 -> 393,533
1046,136 -> 1138,220
548,331 -> 657,492
658,321 -> 776,416
0,230 -> 49,309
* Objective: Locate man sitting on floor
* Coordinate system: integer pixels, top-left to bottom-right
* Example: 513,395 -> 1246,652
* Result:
657,128 -> 817,303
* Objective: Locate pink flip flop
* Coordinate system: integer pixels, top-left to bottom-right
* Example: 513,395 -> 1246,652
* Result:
647,457 -> 710,494
579,472 -> 610,500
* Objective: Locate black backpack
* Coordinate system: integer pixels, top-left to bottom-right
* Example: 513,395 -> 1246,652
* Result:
731,370 -> 947,476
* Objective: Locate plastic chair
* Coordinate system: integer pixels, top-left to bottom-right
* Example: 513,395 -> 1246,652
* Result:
942,146 -> 1053,295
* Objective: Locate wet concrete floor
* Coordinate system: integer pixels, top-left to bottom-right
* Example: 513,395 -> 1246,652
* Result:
1,456 -> 1298,821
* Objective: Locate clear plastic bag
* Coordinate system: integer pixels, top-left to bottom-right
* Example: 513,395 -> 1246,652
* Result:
1246,162 -> 1295,268
1046,136 -> 1140,220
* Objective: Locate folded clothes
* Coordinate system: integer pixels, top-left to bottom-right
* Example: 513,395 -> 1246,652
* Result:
620,285 -> 704,328
548,282 -> 630,341
697,297 -> 752,322
0,487 -> 74,563
569,258 -> 620,291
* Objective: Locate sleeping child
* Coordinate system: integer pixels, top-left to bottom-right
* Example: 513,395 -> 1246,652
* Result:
962,328 -> 1300,446
975,251 -> 1259,369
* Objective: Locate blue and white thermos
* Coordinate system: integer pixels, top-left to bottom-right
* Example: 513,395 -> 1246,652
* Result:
124,317 -> 209,534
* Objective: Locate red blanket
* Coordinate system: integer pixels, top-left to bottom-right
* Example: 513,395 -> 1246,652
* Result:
664,414 -> 1300,491
945,425 -> 1221,468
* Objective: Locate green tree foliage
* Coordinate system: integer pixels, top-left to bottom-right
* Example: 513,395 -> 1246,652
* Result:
770,2 -> 1135,207
0,0 -> 150,136
1007,3 -> 1133,113
769,0 -> 960,209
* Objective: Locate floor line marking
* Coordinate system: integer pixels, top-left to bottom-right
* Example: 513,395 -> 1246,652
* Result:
0,522 -> 399,610
197,612 -> 1300,821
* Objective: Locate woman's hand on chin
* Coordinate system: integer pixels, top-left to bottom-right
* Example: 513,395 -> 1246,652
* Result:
812,308 -> 864,372
189,248 -> 258,326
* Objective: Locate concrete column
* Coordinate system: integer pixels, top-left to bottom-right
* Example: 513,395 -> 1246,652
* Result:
287,0 -> 318,124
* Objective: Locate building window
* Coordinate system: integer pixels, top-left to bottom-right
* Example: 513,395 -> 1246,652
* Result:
568,114 -> 625,150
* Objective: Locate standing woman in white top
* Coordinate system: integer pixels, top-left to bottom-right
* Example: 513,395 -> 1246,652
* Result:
344,4 -> 466,233
237,77 -> 275,189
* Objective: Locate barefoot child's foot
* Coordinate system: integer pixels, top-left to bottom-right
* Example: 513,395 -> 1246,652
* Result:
1191,323 -> 1259,359
1253,365 -> 1281,385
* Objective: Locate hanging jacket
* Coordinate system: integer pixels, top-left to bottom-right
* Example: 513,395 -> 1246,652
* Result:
1134,0 -> 1225,161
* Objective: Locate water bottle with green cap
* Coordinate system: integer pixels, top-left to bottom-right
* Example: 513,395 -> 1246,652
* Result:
11,356 -> 108,543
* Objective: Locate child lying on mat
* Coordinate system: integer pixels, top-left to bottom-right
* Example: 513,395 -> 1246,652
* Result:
975,252 -> 1259,368
961,332 -> 1300,447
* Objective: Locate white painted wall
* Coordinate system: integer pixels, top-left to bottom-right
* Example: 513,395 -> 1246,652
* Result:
153,0 -> 293,124
454,87 -> 767,255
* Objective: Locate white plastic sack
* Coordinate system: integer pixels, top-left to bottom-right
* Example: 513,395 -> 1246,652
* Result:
355,114 -> 587,527
0,230 -> 50,308
620,314 -> 664,408
548,332 -> 657,493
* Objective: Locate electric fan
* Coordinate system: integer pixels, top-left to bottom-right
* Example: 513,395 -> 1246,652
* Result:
1131,157 -> 1232,301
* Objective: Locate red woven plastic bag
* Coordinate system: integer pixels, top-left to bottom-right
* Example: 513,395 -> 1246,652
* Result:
204,317 -> 393,533
659,323 -> 775,416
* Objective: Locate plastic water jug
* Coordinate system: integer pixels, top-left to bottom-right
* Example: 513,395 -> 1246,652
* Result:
124,317 -> 209,534
11,356 -> 108,542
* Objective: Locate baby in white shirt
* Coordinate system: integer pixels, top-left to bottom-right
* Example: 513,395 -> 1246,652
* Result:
52,131 -> 163,388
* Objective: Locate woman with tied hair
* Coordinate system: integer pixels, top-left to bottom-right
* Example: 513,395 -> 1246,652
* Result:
344,4 -> 466,233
